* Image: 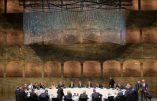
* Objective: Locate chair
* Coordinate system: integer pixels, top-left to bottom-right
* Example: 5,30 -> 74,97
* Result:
64,99 -> 73,101
93,98 -> 102,101
79,98 -> 88,101
52,98 -> 59,101
108,96 -> 114,101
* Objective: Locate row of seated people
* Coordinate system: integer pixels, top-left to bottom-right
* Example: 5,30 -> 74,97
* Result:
26,81 -> 114,89
24,77 -> 116,89
15,79 -> 152,101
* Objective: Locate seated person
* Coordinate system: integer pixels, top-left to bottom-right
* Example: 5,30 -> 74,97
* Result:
57,87 -> 64,101
33,83 -> 40,89
78,81 -> 84,88
68,81 -> 75,88
86,81 -> 93,88
39,82 -> 46,89
28,83 -> 33,90
145,90 -> 152,101
39,90 -> 49,101
79,90 -> 88,99
92,89 -> 102,101
57,81 -> 64,88
96,83 -> 103,88
64,91 -> 72,101
19,87 -> 28,101
29,89 -> 38,101
125,83 -> 134,101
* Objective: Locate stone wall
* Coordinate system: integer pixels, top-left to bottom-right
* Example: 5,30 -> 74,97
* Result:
1,60 -> 157,78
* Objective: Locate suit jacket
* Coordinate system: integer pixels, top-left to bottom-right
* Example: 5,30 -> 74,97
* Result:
125,88 -> 133,96
109,79 -> 115,88
79,93 -> 88,98
69,83 -> 75,88
134,82 -> 140,92
92,92 -> 102,99
78,84 -> 84,88
140,83 -> 148,91
29,92 -> 38,101
97,84 -> 103,88
64,93 -> 72,100
86,83 -> 93,88
58,84 -> 64,88
57,88 -> 64,99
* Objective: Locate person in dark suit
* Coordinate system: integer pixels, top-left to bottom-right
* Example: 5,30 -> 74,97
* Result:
96,82 -> 103,88
109,77 -> 115,88
57,87 -> 64,101
29,89 -> 38,101
68,81 -> 75,88
134,81 -> 141,101
78,81 -> 84,88
92,89 -> 102,101
79,90 -> 88,98
140,79 -> 148,101
39,82 -> 46,89
33,83 -> 40,89
64,90 -> 72,101
58,81 -> 64,88
19,87 -> 27,101
39,90 -> 49,101
86,81 -> 93,88
125,83 -> 133,101
145,91 -> 152,101
15,86 -> 20,101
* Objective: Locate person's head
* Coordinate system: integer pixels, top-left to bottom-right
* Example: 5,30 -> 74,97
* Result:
126,83 -> 131,89
45,90 -> 48,93
67,90 -> 71,94
19,86 -> 23,90
83,90 -> 86,94
32,89 -> 35,93
93,89 -> 96,93
88,81 -> 91,83
142,79 -> 145,83
59,81 -> 62,84
137,81 -> 141,84
24,83 -> 27,87
109,77 -> 112,79
79,81 -> 81,84
16,86 -> 19,89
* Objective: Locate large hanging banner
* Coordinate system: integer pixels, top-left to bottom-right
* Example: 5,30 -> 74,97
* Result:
23,9 -> 126,44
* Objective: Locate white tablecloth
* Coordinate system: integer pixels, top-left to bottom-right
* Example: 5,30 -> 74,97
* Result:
33,88 -> 119,101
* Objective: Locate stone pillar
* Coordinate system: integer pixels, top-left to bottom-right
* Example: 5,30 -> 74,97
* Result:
61,62 -> 64,78
61,0 -> 63,10
3,61 -> 6,78
4,0 -> 7,14
80,62 -> 83,78
140,29 -> 143,43
118,0 -> 121,8
22,61 -> 25,78
41,62 -> 44,78
138,0 -> 141,11
120,62 -> 123,77
100,62 -> 103,78
140,62 -> 143,77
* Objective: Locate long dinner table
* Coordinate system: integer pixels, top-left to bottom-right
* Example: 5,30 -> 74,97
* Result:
26,88 -> 120,101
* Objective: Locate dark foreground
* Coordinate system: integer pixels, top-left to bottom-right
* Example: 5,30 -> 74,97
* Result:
1,98 -> 157,101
